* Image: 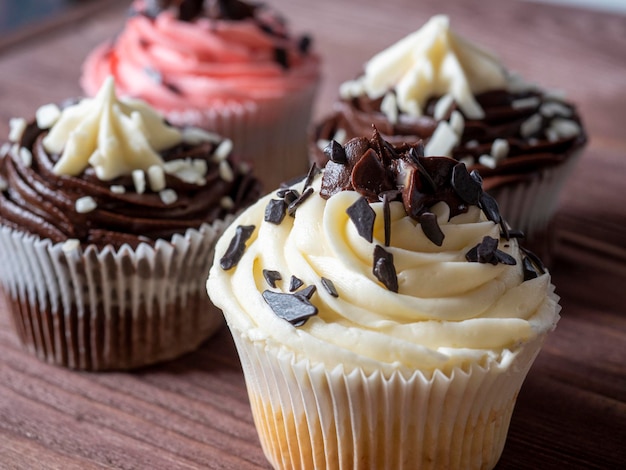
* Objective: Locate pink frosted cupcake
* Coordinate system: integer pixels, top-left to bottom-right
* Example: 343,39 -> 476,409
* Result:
82,0 -> 321,189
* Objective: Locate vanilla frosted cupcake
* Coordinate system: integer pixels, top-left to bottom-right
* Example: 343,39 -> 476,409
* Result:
82,0 -> 321,189
208,130 -> 560,469
0,77 -> 260,370
311,15 -> 586,250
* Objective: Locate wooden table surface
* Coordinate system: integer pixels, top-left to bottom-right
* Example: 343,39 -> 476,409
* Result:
0,0 -> 625,468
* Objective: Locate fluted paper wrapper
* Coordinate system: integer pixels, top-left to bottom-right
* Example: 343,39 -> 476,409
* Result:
488,148 -> 583,260
166,83 -> 318,191
0,219 -> 231,370
226,315 -> 556,470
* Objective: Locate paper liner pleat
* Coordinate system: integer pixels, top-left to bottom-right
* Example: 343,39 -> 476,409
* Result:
165,84 -> 319,190
0,218 -> 231,370
230,327 -> 548,470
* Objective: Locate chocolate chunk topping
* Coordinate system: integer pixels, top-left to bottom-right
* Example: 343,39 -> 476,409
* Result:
263,269 -> 282,288
298,35 -> 312,54
373,245 -> 398,292
321,277 -> 339,297
346,196 -> 376,243
299,284 -> 317,300
289,275 -> 304,292
274,47 -> 289,69
287,187 -> 314,216
466,236 -> 517,266
262,290 -> 318,326
324,140 -> 347,165
264,198 -> 287,225
452,163 -> 482,205
470,170 -> 483,186
419,212 -> 445,246
219,225 -> 255,270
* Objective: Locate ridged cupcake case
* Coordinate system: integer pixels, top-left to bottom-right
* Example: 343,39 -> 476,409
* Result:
0,219 -> 230,370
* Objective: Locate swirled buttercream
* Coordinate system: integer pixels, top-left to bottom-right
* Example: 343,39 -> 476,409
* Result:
209,133 -> 559,375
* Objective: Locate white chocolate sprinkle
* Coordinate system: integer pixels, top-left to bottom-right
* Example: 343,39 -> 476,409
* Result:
192,159 -> 208,177
546,128 -> 560,143
424,121 -> 458,157
434,94 -> 455,121
550,118 -> 581,139
110,185 -> 126,194
478,154 -> 497,169
511,97 -> 541,110
35,104 -> 61,129
449,110 -> 465,136
339,79 -> 365,99
220,196 -> 235,210
333,128 -> 347,145
540,102 -> 573,118
238,162 -> 251,174
181,127 -> 221,145
520,114 -> 542,138
159,189 -> 178,205
219,160 -> 234,182
8,118 -> 27,143
380,92 -> 398,124
75,196 -> 97,213
132,169 -> 146,194
0,176 -> 7,192
317,139 -> 330,151
490,139 -> 509,161
543,89 -> 567,102
62,238 -> 80,252
0,142 -> 11,159
147,165 -> 166,192
465,139 -> 479,149
163,159 -> 205,185
213,139 -> 233,162
19,147 -> 32,167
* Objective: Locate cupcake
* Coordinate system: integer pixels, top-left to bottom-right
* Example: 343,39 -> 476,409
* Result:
208,129 -> 560,469
82,0 -> 321,190
0,77 -> 261,370
310,15 -> 586,255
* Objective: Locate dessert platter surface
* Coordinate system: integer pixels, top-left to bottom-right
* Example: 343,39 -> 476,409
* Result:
0,0 -> 625,468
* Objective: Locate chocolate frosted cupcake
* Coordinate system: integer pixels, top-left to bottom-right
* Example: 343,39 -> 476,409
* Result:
208,129 -> 560,469
0,77 -> 260,370
82,0 -> 321,189
311,15 -> 586,254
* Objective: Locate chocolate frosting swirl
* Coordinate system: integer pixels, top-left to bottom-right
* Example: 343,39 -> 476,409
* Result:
311,89 -> 586,190
0,121 -> 261,249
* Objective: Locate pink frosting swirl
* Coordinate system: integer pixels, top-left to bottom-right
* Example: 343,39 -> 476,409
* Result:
81,4 -> 320,112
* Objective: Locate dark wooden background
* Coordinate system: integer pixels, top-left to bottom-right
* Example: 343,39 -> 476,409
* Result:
0,0 -> 625,468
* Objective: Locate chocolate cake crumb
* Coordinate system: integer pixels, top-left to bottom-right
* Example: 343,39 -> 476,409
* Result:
219,225 -> 255,270
373,245 -> 398,292
321,277 -> 339,297
262,290 -> 318,326
346,196 -> 376,243
419,212 -> 445,246
263,269 -> 282,288
289,275 -> 304,292
264,199 -> 287,225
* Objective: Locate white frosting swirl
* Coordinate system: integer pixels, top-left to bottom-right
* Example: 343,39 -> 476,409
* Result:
349,15 -> 508,119
44,76 -> 182,180
208,175 -> 559,376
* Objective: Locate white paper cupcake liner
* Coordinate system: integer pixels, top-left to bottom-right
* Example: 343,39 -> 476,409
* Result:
226,304 -> 557,470
0,217 -> 232,370
165,83 -> 319,191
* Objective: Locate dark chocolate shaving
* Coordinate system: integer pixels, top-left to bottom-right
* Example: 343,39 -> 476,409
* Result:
264,198 -> 287,225
324,140 -> 347,164
382,192 -> 391,247
262,290 -> 318,326
289,275 -> 304,292
287,187 -> 314,216
504,229 -> 526,239
411,150 -> 436,191
521,247 -> 547,276
346,197 -> 376,243
298,35 -> 312,54
452,163 -> 482,205
282,189 -> 300,205
321,277 -> 339,297
373,245 -> 398,292
419,212 -> 445,246
274,47 -> 289,69
522,257 -> 539,281
298,284 -> 317,300
263,269 -> 282,288
219,225 -> 255,270
466,236 -> 517,266
470,170 -> 483,185
303,163 -> 319,190
479,192 -> 501,224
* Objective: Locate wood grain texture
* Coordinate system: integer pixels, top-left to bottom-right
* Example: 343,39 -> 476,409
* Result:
0,0 -> 625,468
